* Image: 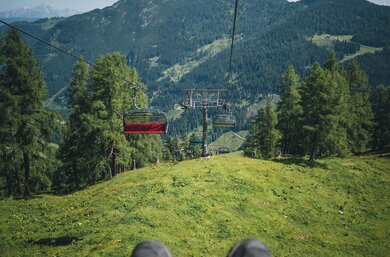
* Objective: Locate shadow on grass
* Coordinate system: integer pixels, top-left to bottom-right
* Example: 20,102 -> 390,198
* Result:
0,194 -> 44,201
30,236 -> 80,246
51,178 -> 111,196
272,157 -> 328,169
359,147 -> 390,157
378,153 -> 390,159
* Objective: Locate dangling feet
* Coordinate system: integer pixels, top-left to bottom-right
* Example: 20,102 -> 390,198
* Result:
131,240 -> 173,257
130,238 -> 271,257
227,239 -> 271,257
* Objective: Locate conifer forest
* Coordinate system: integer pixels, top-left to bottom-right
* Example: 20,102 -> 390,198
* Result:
0,1 -> 389,256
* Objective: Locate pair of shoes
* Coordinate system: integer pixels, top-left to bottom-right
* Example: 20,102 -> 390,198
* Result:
131,239 -> 271,257
131,240 -> 173,257
228,239 -> 271,257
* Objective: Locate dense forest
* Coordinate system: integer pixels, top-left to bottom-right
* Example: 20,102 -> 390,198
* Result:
0,29 -> 208,197
0,0 -> 389,136
1,0 -> 390,198
244,53 -> 390,160
1,27 -> 389,198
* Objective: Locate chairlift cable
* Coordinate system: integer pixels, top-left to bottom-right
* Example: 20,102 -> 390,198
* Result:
0,19 -> 142,91
227,0 -> 239,85
211,0 -> 239,128
0,19 -> 167,134
92,167 -> 171,250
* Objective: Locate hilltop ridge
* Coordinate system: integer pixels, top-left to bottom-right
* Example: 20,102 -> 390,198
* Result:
1,153 -> 389,256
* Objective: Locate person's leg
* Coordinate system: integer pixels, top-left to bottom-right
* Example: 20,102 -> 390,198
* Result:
131,240 -> 173,257
227,239 -> 271,257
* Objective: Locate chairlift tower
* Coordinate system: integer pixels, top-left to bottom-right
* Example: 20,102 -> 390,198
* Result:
181,88 -> 228,157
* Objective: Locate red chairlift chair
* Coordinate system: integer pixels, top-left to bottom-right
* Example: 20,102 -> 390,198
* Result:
123,95 -> 168,134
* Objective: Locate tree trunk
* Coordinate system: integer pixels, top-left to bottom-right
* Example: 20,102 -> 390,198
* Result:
372,93 -> 382,151
110,141 -> 117,177
309,152 -> 314,161
23,151 -> 30,198
110,152 -> 117,177
2,151 -> 14,197
14,164 -> 21,196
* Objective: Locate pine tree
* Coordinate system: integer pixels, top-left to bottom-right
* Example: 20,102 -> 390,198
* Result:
301,63 -> 327,160
323,52 -> 350,157
244,118 -> 260,158
57,53 -> 164,192
165,136 -> 184,161
371,85 -> 390,150
301,53 -> 349,161
0,28 -> 55,197
259,101 -> 280,159
0,84 -> 22,197
324,51 -> 338,73
277,65 -> 303,156
185,134 -> 202,159
56,59 -> 91,192
346,60 -> 373,153
87,53 -> 135,179
88,52 -> 164,177
244,101 -> 279,159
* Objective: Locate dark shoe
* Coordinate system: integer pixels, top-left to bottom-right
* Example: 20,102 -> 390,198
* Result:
131,240 -> 173,257
227,239 -> 271,257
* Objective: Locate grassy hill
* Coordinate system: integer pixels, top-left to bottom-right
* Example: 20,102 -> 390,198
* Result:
209,131 -> 248,152
1,153 -> 389,256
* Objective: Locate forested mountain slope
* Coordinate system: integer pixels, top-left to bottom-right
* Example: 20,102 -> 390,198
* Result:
1,0 -> 389,134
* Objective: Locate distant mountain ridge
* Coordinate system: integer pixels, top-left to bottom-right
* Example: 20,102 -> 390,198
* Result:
0,4 -> 80,20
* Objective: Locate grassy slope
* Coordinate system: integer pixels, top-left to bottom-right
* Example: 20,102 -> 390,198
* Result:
1,154 -> 389,257
157,37 -> 232,83
209,131 -> 248,152
308,33 -> 384,63
340,45 -> 384,63
310,34 -> 354,47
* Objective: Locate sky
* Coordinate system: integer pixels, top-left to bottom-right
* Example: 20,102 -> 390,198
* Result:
0,0 -> 389,12
0,0 -> 119,12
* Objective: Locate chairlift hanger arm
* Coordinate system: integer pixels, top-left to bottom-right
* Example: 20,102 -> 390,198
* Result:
181,88 -> 228,109
227,0 -> 239,84
182,89 -> 227,93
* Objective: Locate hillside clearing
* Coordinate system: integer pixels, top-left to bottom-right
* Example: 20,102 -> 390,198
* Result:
209,131 -> 248,152
339,45 -> 383,63
309,33 -> 353,47
157,36 -> 242,83
0,154 -> 389,256
307,33 -> 384,63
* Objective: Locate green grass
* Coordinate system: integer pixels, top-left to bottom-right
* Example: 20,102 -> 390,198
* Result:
307,33 -> 384,63
309,34 -> 353,47
1,154 -> 389,256
209,131 -> 248,151
158,36 -> 242,83
339,45 -> 383,63
166,105 -> 185,121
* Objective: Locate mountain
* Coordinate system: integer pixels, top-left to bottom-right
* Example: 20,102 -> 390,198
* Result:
1,0 -> 389,134
0,4 -> 80,21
